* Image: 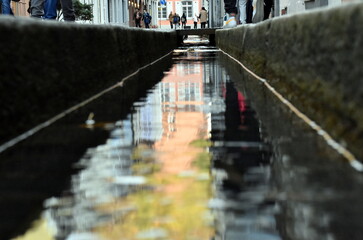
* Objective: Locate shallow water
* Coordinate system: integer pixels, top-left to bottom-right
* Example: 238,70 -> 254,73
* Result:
3,41 -> 363,240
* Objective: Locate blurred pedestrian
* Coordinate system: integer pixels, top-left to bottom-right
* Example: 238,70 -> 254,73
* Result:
193,13 -> 198,29
142,9 -> 152,28
238,0 -> 247,24
263,0 -> 273,20
134,8 -> 142,27
44,0 -> 75,20
237,0 -> 253,24
223,0 -> 237,28
246,0 -> 253,23
29,0 -> 75,21
29,0 -> 44,18
199,7 -> 207,28
168,11 -> 174,29
253,0 -> 273,23
173,13 -> 180,29
181,13 -> 187,28
1,0 -> 14,15
61,0 -> 75,21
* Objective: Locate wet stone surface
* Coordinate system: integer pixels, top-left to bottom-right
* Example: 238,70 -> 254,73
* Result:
1,39 -> 363,240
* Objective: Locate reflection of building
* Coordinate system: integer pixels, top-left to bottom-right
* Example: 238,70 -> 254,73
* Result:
154,59 -> 207,173
42,118 -> 136,239
132,87 -> 163,143
161,63 -> 203,106
38,49 -> 216,239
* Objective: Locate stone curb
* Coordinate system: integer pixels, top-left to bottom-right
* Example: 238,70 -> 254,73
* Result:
0,16 -> 177,144
216,2 -> 363,160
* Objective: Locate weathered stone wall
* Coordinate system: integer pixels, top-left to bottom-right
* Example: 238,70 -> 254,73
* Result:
216,2 -> 363,160
0,16 -> 177,144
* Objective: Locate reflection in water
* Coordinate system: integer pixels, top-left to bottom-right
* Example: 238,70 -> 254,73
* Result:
13,47 -> 280,240
7,41 -> 363,240
209,79 -> 278,240
219,52 -> 363,240
14,48 -> 217,240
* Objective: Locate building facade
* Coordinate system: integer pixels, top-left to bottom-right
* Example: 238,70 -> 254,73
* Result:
157,0 -> 204,29
78,0 -> 158,26
208,0 -> 357,27
5,0 -> 158,27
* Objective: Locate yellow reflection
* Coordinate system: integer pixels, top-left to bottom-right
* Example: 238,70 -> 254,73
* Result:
12,218 -> 55,240
94,140 -> 214,240
92,62 -> 214,239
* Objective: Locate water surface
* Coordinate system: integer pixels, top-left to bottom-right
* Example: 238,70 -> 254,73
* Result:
4,42 -> 363,240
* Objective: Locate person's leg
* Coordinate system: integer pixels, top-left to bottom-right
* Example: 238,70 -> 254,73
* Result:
263,0 -> 273,20
43,0 -> 57,19
223,0 -> 237,28
246,0 -> 253,23
238,0 -> 247,24
30,0 -> 44,18
60,0 -> 75,21
224,0 -> 237,14
252,0 -> 264,23
1,0 -> 13,15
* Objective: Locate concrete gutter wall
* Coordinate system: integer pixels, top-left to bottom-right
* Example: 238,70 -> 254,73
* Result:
216,3 -> 363,160
0,16 -> 177,144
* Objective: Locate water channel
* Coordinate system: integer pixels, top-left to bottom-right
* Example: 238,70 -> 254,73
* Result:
2,37 -> 363,240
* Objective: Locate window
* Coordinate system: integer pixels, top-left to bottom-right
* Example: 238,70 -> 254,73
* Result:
158,3 -> 167,19
182,1 -> 193,18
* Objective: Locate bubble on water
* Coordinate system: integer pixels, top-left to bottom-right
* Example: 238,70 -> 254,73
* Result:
112,176 -> 147,185
66,232 -> 102,240
208,198 -> 227,209
136,228 -> 168,239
